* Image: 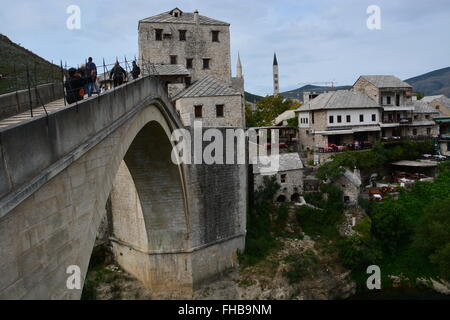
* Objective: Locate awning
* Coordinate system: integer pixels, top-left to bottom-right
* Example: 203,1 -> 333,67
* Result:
315,126 -> 380,135
434,117 -> 450,124
352,126 -> 381,132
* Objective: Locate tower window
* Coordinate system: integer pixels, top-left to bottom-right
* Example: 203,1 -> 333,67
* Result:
386,96 -> 391,105
346,115 -> 351,122
337,115 -> 342,123
186,58 -> 193,69
372,114 -> 376,121
203,59 -> 210,69
280,174 -> 287,183
212,31 -> 220,42
194,105 -> 203,118
216,104 -> 224,117
170,55 -> 177,64
329,115 -> 334,124
155,29 -> 163,41
179,30 -> 186,41
360,114 -> 364,122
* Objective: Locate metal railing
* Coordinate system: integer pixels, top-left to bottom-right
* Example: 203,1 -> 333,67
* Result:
0,55 -> 161,119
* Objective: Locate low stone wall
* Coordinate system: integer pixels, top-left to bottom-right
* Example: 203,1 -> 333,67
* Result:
0,83 -> 64,120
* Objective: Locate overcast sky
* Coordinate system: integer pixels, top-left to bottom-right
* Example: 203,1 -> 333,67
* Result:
1,0 -> 449,96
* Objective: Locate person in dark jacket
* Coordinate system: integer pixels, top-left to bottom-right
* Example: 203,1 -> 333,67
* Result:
85,57 -> 97,96
131,61 -> 141,80
65,68 -> 86,104
109,62 -> 127,87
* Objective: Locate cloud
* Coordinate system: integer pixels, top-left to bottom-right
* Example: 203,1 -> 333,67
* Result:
1,0 -> 449,95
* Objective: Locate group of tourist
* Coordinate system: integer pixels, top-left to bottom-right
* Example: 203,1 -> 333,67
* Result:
64,57 -> 141,105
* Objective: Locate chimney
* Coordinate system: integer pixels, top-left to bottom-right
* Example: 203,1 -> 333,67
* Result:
194,10 -> 199,25
303,92 -> 310,104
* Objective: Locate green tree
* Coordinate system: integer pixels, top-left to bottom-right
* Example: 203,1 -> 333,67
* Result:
414,197 -> 450,280
246,95 -> 299,127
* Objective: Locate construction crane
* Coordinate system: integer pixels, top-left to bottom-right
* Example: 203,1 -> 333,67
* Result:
297,81 -> 338,88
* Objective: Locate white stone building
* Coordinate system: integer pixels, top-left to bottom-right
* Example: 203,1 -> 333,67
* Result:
295,75 -> 441,158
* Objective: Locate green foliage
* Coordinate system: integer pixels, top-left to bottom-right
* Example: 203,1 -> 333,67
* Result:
414,197 -> 450,280
437,160 -> 450,173
315,141 -> 435,181
316,159 -> 345,182
283,250 -> 319,284
0,34 -> 62,95
245,95 -> 299,127
344,167 -> 450,286
287,116 -> 298,127
240,176 -> 281,265
338,234 -> 383,270
296,185 -> 344,240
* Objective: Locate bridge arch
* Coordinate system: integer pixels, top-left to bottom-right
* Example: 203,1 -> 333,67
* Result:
0,96 -> 193,299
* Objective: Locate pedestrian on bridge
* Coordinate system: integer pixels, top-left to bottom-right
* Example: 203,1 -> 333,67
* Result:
65,68 -> 87,104
131,61 -> 141,80
109,61 -> 127,87
85,57 -> 98,96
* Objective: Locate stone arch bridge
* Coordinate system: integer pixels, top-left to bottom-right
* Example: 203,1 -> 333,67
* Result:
0,76 -> 246,299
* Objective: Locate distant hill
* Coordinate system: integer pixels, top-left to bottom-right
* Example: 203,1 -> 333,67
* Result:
0,34 -> 61,95
245,91 -> 264,103
405,67 -> 450,97
245,66 -> 450,102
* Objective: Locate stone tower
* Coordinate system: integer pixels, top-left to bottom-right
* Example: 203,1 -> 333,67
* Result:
138,8 -> 232,85
273,52 -> 279,95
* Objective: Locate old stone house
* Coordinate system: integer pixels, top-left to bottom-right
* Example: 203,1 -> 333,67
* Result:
421,95 -> 450,116
295,75 -> 440,160
252,153 -> 304,202
295,90 -> 381,151
333,168 -> 362,205
173,76 -> 244,127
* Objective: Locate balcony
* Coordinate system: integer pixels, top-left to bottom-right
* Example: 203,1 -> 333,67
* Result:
382,117 -> 412,125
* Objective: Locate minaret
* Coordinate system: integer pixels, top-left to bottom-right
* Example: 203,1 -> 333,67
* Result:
232,52 -> 244,95
273,52 -> 279,95
236,52 -> 243,78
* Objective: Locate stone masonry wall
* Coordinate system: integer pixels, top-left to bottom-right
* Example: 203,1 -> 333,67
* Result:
0,83 -> 64,121
176,94 -> 244,127
139,21 -> 231,85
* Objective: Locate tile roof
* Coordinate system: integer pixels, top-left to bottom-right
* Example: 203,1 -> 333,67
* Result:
252,153 -> 303,174
140,9 -> 229,26
359,75 -> 412,88
173,76 -> 240,99
421,95 -> 446,103
295,90 -> 379,112
413,100 -> 440,114
147,64 -> 189,76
